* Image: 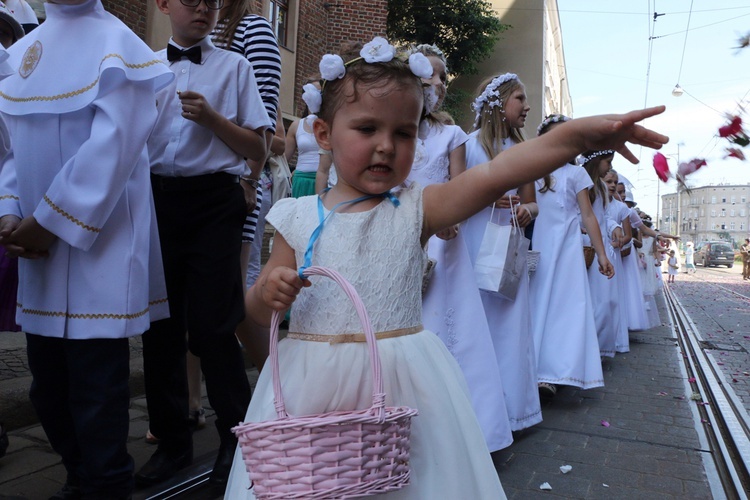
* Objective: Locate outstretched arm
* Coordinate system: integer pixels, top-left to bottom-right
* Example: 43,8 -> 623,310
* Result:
422,106 -> 668,242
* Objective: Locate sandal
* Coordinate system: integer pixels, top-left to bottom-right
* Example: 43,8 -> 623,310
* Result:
188,407 -> 206,430
144,429 -> 160,445
538,382 -> 557,398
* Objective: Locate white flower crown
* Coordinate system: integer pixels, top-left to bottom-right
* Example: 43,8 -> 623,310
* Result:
536,114 -> 571,136
471,72 -> 518,127
300,36 -> 435,115
577,149 -> 615,166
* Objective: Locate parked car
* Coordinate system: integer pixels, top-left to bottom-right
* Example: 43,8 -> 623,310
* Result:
696,241 -> 735,268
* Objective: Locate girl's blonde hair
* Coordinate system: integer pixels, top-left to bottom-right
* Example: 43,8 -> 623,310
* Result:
473,74 -> 526,160
214,0 -> 258,47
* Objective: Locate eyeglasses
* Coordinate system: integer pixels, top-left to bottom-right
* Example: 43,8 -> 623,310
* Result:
179,0 -> 224,10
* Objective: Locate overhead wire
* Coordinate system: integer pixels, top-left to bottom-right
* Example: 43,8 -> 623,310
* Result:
640,12 -> 750,39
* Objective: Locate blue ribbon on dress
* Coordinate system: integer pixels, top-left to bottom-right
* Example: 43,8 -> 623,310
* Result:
298,190 -> 400,278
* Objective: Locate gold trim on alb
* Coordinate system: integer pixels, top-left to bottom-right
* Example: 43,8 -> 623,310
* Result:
1,53 -> 164,103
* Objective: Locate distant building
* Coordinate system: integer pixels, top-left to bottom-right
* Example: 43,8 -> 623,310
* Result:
661,184 -> 750,246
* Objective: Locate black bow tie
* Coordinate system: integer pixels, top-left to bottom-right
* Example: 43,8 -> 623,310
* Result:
167,44 -> 202,64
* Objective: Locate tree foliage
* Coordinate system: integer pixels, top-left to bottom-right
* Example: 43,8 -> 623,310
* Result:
387,0 -> 509,76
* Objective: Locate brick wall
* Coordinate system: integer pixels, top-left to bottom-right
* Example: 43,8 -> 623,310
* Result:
293,0 -> 388,116
102,0 -> 147,40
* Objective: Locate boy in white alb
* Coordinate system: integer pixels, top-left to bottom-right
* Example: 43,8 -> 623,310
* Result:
138,0 -> 271,489
0,1 -> 173,498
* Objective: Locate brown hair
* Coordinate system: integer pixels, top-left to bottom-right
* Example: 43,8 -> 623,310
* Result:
582,151 -> 614,206
214,0 -> 258,47
317,57 -> 424,125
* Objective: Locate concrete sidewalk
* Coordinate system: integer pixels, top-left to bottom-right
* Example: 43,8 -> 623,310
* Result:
0,291 -> 716,499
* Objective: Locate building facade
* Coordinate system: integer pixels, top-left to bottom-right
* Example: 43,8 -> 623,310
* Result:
47,1 -> 569,131
661,184 -> 750,247
145,0 -> 387,123
451,0 -> 572,134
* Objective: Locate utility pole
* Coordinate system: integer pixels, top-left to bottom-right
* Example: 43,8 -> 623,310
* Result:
675,143 -> 681,239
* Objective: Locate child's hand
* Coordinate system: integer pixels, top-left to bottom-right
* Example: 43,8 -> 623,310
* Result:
0,215 -> 23,256
597,255 -> 615,279
436,224 -> 459,241
577,106 -> 669,163
513,204 -> 533,228
260,266 -> 311,311
2,215 -> 55,259
177,90 -> 217,127
611,227 -> 624,248
495,194 -> 520,209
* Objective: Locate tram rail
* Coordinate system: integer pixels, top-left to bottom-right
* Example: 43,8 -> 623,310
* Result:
664,283 -> 750,500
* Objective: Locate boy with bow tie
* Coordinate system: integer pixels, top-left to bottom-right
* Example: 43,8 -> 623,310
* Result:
139,0 -> 270,489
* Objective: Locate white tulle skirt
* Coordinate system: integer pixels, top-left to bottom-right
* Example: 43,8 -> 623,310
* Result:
224,332 -> 506,499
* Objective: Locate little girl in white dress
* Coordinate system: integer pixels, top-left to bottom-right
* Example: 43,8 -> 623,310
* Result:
406,45 -> 511,452
224,39 -> 669,498
462,73 -> 542,430
529,117 -> 614,396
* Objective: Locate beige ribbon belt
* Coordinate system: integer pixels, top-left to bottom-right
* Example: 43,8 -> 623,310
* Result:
287,325 -> 423,344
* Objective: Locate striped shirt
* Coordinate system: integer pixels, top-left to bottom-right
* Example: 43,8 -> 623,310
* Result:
212,14 -> 281,131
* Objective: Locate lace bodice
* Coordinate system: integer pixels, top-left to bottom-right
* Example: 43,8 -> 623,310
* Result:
266,184 -> 427,334
409,123 -> 468,186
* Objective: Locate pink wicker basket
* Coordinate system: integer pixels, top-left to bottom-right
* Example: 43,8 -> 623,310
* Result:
232,266 -> 419,499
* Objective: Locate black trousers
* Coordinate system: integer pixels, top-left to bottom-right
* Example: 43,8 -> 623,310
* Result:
144,175 -> 251,452
27,334 -> 133,499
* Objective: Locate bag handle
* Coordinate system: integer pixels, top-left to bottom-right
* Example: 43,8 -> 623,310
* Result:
489,192 -> 517,224
268,266 -> 386,421
509,193 -> 520,230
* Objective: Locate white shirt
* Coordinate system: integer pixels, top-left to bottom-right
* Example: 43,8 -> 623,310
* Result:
149,36 -> 271,177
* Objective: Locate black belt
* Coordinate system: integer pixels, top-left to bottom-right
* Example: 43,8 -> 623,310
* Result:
151,172 -> 239,192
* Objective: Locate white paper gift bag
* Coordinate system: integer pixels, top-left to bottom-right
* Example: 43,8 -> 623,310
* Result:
473,202 -> 530,300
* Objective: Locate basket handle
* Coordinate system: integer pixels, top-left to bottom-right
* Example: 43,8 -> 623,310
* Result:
269,266 -> 386,421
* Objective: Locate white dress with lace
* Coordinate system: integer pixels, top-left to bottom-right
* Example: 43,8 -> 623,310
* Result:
407,123 -> 512,451
224,184 -> 506,499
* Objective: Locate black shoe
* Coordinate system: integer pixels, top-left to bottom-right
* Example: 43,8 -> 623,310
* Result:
49,483 -> 82,500
135,446 -> 192,487
0,422 -> 8,459
208,443 -> 235,487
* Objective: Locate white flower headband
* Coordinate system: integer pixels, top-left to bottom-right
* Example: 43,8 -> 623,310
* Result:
536,114 -> 570,136
301,36 -> 434,115
577,149 -> 615,166
471,72 -> 518,127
